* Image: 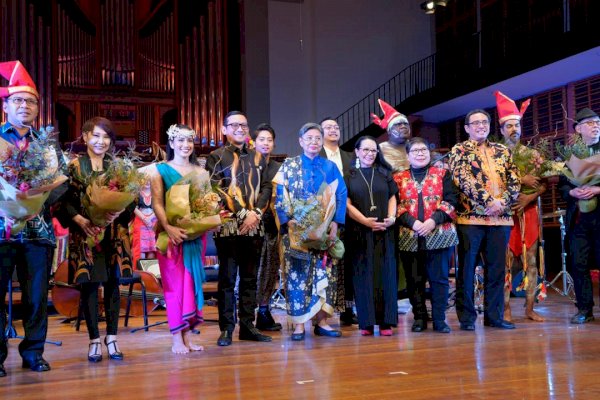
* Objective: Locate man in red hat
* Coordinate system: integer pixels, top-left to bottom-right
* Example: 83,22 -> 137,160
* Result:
371,99 -> 412,312
495,90 -> 545,323
559,107 -> 600,324
0,61 -> 65,376
372,99 -> 412,172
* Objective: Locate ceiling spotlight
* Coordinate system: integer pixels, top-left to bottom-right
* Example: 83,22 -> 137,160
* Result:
435,1 -> 448,6
420,1 -> 435,14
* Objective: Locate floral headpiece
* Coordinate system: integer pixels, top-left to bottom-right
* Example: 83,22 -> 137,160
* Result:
166,124 -> 196,140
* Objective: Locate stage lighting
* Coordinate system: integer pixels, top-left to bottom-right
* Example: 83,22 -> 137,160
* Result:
420,1 -> 435,14
435,1 -> 448,6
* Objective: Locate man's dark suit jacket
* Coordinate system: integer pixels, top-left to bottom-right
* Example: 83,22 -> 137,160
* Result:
319,147 -> 354,175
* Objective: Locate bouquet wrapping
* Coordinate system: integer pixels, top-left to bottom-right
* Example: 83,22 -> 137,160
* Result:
562,153 -> 600,213
79,156 -> 147,246
286,180 -> 344,259
0,128 -> 67,235
156,169 -> 225,253
510,140 -> 562,194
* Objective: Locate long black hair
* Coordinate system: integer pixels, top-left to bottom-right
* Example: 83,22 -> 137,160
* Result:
353,135 -> 393,172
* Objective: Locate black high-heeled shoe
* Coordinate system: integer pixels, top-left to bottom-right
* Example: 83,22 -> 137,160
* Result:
104,337 -> 124,360
88,341 -> 102,363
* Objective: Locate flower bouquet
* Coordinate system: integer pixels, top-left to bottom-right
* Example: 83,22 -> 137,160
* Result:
512,139 -> 568,190
156,169 -> 228,253
82,156 -> 147,226
79,156 -> 147,248
0,126 -> 67,235
511,142 -> 546,194
561,153 -> 600,213
554,134 -> 600,212
284,181 -> 344,259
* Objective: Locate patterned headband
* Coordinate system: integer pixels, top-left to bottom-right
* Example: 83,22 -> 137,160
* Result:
166,124 -> 196,140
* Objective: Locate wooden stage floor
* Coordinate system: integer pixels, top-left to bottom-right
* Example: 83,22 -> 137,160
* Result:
3,290 -> 600,399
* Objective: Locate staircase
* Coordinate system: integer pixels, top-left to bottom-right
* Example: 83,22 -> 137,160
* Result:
336,1 -> 600,149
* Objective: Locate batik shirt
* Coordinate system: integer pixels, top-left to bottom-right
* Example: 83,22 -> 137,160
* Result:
206,143 -> 271,237
448,139 -> 520,226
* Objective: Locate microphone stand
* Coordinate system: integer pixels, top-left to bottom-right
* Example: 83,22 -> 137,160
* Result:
544,206 -> 576,301
6,280 -> 62,346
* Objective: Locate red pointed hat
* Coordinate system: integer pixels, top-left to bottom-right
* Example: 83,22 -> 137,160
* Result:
371,99 -> 408,131
495,90 -> 530,124
0,60 -> 39,98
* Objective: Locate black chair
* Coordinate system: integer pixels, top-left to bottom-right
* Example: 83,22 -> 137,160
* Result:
120,272 -> 149,330
74,272 -> 149,332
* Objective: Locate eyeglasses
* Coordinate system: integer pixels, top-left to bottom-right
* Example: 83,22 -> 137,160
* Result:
409,148 -> 429,155
7,97 -> 39,106
581,119 -> 600,127
360,148 -> 378,155
301,136 -> 322,144
323,125 -> 340,130
226,122 -> 249,130
468,120 -> 490,127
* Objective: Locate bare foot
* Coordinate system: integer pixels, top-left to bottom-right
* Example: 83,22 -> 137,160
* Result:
526,299 -> 544,322
172,332 -> 189,354
526,310 -> 545,322
183,330 -> 204,352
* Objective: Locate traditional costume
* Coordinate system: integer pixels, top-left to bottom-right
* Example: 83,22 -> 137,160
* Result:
395,166 -> 459,330
495,91 -> 546,310
155,160 -> 204,334
274,155 -> 347,324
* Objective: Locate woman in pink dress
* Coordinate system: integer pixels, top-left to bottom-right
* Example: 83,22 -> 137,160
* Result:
151,124 -> 206,354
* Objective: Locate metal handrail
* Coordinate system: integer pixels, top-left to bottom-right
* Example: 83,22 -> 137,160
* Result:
336,52 -> 437,143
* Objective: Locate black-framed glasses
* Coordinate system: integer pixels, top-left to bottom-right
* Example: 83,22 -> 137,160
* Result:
226,122 -> 249,130
7,97 -> 39,106
409,148 -> 429,155
468,120 -> 490,127
360,148 -> 378,154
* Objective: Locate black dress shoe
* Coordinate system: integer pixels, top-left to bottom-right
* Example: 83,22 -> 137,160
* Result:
411,319 -> 427,332
314,325 -> 342,337
217,331 -> 233,346
22,357 -> 51,372
460,323 -> 475,331
433,321 -> 451,333
256,308 -> 283,331
570,310 -> 594,324
291,331 -> 305,341
0,364 -> 6,377
239,326 -> 272,342
339,310 -> 358,326
484,319 -> 516,329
